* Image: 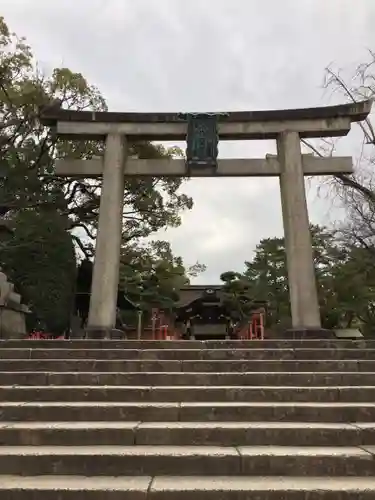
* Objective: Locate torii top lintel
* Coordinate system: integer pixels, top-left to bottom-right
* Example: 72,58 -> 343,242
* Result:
40,99 -> 372,141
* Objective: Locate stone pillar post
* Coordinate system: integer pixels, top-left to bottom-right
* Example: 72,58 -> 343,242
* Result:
277,131 -> 322,333
87,134 -> 126,338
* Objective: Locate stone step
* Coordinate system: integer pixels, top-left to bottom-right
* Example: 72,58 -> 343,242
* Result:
2,347 -> 375,360
1,371 -> 375,386
0,421 -> 373,447
1,341 -> 373,499
2,384 -> 375,403
1,358 -> 374,372
0,339 -> 373,350
0,445 -> 374,476
1,475 -> 375,500
1,401 -> 374,422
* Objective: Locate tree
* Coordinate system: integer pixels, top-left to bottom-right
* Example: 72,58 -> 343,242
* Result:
242,237 -> 290,328
0,16 -> 205,329
0,16 -> 193,256
330,245 -> 375,333
322,59 -> 375,205
0,209 -> 76,333
74,240 -> 205,327
220,271 -> 255,322
222,226 -> 375,331
301,54 -> 375,335
119,240 -> 196,314
302,55 -> 375,274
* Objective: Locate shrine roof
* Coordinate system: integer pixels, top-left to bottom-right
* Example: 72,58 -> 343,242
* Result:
175,284 -> 267,310
40,100 -> 372,126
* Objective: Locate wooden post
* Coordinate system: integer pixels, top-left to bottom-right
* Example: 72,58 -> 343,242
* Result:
137,310 -> 142,340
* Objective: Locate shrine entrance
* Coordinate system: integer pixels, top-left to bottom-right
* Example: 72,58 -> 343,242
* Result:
175,285 -> 229,340
42,100 -> 372,339
174,285 -> 266,341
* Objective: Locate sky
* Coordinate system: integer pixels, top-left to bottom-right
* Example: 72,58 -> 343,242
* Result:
2,0 -> 375,283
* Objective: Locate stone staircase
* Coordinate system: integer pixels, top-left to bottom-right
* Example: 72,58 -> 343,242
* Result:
0,338 -> 375,499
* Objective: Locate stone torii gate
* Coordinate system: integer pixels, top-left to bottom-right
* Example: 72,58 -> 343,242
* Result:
42,100 -> 372,339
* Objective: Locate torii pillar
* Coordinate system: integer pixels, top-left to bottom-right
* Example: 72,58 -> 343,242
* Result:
277,132 -> 321,334
87,134 -> 127,338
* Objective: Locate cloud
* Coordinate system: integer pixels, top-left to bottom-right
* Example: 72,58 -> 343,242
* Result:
2,0 -> 375,282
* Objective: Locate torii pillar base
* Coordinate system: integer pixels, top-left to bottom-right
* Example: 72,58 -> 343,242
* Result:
284,328 -> 336,340
85,328 -> 125,340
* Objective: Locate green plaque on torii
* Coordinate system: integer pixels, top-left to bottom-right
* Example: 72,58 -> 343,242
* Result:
179,113 -> 228,174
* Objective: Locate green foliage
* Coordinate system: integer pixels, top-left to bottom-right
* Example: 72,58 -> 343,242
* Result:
221,225 -> 375,333
0,16 -> 206,330
329,246 -> 375,332
220,271 -> 255,321
0,15 -> 197,250
0,209 -> 76,333
0,16 -> 193,249
119,240 -> 191,313
243,236 -> 290,327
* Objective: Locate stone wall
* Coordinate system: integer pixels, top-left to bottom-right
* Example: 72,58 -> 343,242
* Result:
0,271 -> 30,339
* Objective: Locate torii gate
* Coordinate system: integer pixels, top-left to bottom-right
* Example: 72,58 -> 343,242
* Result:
41,100 -> 372,339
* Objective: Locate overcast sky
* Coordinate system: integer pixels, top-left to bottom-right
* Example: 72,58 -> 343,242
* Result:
2,0 -> 374,283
